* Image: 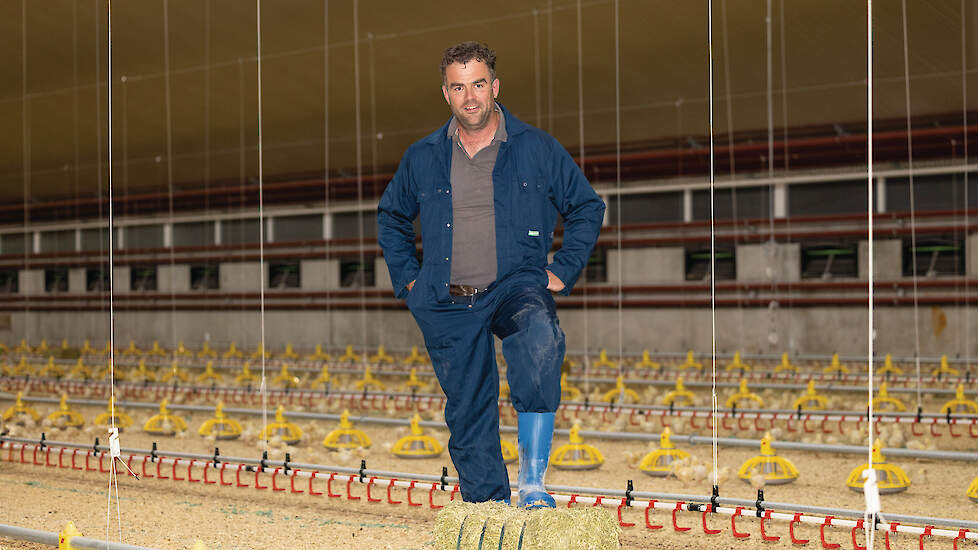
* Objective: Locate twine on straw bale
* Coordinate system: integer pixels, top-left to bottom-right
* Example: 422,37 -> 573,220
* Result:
434,501 -> 620,550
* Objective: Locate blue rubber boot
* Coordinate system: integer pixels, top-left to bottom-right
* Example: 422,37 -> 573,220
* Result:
517,412 -> 557,508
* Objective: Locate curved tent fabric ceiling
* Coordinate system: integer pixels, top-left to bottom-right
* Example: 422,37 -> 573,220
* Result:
0,0 -> 975,204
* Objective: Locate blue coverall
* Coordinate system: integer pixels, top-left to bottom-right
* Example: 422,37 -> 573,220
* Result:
377,103 -> 605,502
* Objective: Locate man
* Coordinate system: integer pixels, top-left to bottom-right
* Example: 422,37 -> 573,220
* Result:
377,42 -> 605,507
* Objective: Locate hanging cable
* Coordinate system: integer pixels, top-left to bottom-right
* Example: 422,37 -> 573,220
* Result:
352,0 -> 367,372
576,0 -> 592,396
163,0 -> 178,350
104,0 -> 123,543
613,0 -> 624,393
20,0 -> 31,347
323,0 -> 332,357
707,0 -> 719,489
255,0 -> 269,445
900,0 -> 923,411
962,0 -> 971,378
865,1 -> 877,548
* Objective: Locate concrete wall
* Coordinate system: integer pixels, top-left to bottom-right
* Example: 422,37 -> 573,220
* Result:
158,265 -> 189,293
607,247 -> 684,282
18,269 -> 43,294
221,262 -> 263,292
69,268 -> 85,293
301,259 -> 340,290
736,242 -> 800,282
858,239 -> 901,279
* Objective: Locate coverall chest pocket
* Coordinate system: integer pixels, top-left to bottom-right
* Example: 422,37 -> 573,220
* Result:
516,178 -> 548,256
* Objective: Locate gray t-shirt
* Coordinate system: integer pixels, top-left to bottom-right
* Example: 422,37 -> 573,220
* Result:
447,105 -> 507,288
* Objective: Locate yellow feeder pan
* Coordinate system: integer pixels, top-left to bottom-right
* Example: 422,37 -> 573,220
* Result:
931,355 -> 959,377
593,348 -> 618,368
323,410 -> 372,450
235,362 -> 260,386
310,365 -> 331,389
11,356 -> 32,376
0,360 -> 10,377
724,351 -> 751,372
93,397 -> 134,430
196,361 -> 223,385
279,343 -> 300,360
129,358 -> 157,383
99,340 -> 113,355
845,439 -> 910,494
877,353 -> 903,376
174,341 -> 194,358
120,340 -> 142,357
967,476 -> 978,503
147,340 -> 168,357
774,352 -> 799,373
400,368 -> 426,392
634,350 -> 661,369
562,356 -> 577,369
871,382 -> 906,412
159,360 -> 190,384
941,384 -> 978,414
792,380 -> 828,410
198,401 -> 243,440
196,341 -> 217,359
2,392 -> 41,424
272,363 -> 301,389
34,339 -> 50,355
369,345 -> 395,364
67,358 -> 92,380
95,360 -> 127,382
38,357 -> 65,379
663,377 -> 696,407
737,432 -> 799,485
823,353 -> 849,374
250,344 -> 270,360
354,366 -> 386,391
305,343 -> 332,361
80,339 -> 97,356
258,405 -> 303,445
144,399 -> 188,436
402,345 -> 427,365
392,414 -> 443,458
501,439 -> 517,464
601,374 -> 640,404
561,373 -> 582,401
639,426 -> 690,477
338,344 -> 361,363
60,339 -> 71,354
551,423 -> 604,470
222,342 -> 245,360
726,379 -> 764,409
46,394 -> 84,428
13,338 -> 31,354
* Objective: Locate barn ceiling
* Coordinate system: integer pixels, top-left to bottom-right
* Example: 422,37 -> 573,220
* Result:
0,0 -> 975,205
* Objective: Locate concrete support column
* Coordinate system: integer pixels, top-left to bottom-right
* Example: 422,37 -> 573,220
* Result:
773,183 -> 787,218
112,266 -> 130,293
682,189 -> 693,222
858,239 -> 902,280
876,176 -> 886,213
300,259 -> 340,290
158,265 -> 189,292
607,248 -> 684,283
68,268 -> 85,293
374,257 -> 391,289
19,270 -> 43,295
736,242 -> 800,282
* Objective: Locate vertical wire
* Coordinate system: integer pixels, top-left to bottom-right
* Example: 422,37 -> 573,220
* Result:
613,0 -> 624,381
962,0 -> 970,376
900,0 -> 923,409
533,9 -> 542,127
779,0 -> 794,352
105,0 -> 123,542
237,58 -> 246,345
163,0 -> 178,349
719,0 -> 744,352
576,0 -> 591,393
765,0 -> 779,352
865,1 -> 876,547
21,0 -> 30,346
256,0 -> 269,444
547,0 -> 554,134
353,0 -> 367,369
323,0 -> 332,356
708,0 -> 719,488
368,33 -> 382,353
204,0 -> 211,235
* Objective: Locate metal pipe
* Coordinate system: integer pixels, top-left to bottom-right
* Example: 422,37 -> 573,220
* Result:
0,522 -> 160,550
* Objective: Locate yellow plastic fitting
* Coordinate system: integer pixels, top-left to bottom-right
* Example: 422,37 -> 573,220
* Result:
737,432 -> 799,485
369,344 -> 395,364
823,353 -> 849,374
196,361 -> 223,385
931,354 -> 959,377
870,382 -> 906,412
279,343 -> 300,360
159,360 -> 190,384
501,439 -> 517,464
258,405 -> 303,445
323,409 -> 372,450
222,342 -> 244,360
601,374 -> 640,403
940,384 -> 978,414
147,340 -> 168,357
39,357 -> 66,379
593,348 -> 618,368
354,366 -> 386,391
305,343 -> 331,361
792,380 -> 828,410
143,399 -> 188,436
877,353 -> 903,376
2,392 -> 41,424
234,362 -> 260,386
634,349 -> 661,369
724,351 -> 751,372
402,345 -> 427,366
560,372 -> 582,401
93,396 -> 134,430
196,341 -> 217,359
338,344 -> 361,363
391,413 -> 443,458
774,352 -> 799,373
726,378 -> 764,409
272,363 -> 301,389
845,439 -> 910,494
46,394 -> 85,428
551,423 -> 604,470
638,426 -> 690,477
663,377 -> 696,407
198,401 -> 242,440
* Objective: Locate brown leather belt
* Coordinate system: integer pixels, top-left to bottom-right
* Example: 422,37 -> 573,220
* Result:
449,284 -> 482,297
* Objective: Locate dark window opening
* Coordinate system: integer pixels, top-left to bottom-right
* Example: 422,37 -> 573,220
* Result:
269,261 -> 301,289
274,215 -> 323,242
130,266 -> 158,291
685,247 -> 735,281
173,222 -> 215,247
44,268 -> 69,292
86,267 -> 109,292
0,270 -> 19,293
788,180 -> 868,217
902,237 -> 964,277
333,212 -> 378,240
190,264 -> 220,290
340,257 -> 376,287
801,242 -> 858,279
40,230 -> 76,253
584,248 -> 608,283
692,186 -> 771,222
608,192 -> 683,225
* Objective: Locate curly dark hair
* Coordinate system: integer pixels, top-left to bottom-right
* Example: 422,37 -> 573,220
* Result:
440,42 -> 496,84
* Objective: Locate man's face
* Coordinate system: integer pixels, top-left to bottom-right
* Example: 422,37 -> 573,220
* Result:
441,60 -> 499,132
